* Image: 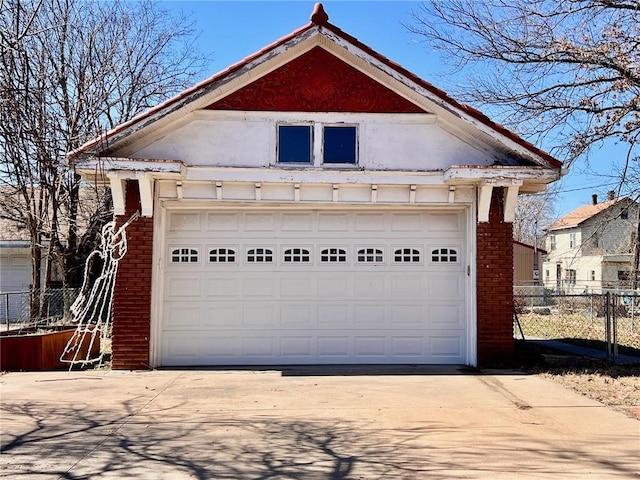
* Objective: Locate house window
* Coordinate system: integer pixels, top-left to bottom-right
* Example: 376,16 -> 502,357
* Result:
569,233 -> 576,248
618,271 -> 630,282
277,123 -> 358,166
171,248 -> 198,263
431,248 -> 458,263
545,269 -> 549,281
247,248 -> 273,263
209,248 -> 236,263
590,270 -> 596,281
283,248 -> 311,263
566,269 -> 576,285
394,248 -> 421,263
549,235 -> 555,251
320,248 -> 347,263
323,126 -> 357,164
278,125 -> 312,163
621,209 -> 629,220
357,248 -> 384,263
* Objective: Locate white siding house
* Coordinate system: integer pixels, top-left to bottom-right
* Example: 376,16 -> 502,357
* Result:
543,194 -> 639,292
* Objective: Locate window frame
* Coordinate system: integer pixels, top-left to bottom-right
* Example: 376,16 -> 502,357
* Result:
322,124 -> 358,165
355,246 -> 385,265
169,246 -> 200,264
430,247 -> 459,264
207,246 -> 238,264
277,124 -> 313,164
276,122 -> 359,167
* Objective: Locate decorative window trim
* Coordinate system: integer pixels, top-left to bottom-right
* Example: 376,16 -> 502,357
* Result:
282,246 -> 312,264
245,247 -> 275,264
430,247 -> 459,263
170,246 -> 199,264
356,246 -> 385,264
392,247 -> 422,264
208,246 -> 237,264
319,247 -> 348,264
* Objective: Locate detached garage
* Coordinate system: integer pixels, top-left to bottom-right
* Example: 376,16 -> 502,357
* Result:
72,4 -> 561,369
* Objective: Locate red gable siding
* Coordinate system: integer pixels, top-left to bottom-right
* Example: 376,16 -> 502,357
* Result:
207,46 -> 425,113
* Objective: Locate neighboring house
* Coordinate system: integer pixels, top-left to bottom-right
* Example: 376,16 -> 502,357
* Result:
542,193 -> 639,292
513,241 -> 546,287
70,4 -> 562,369
0,216 -> 32,294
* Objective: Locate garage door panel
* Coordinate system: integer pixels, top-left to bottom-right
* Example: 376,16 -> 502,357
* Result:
317,273 -> 351,298
161,208 -> 469,365
390,304 -> 424,326
354,274 -> 386,297
243,304 -> 278,327
165,276 -> 201,298
390,275 -> 423,297
280,304 -> 314,327
243,336 -> 276,356
391,336 -> 424,356
426,273 -> 464,300
429,304 -> 464,328
205,277 -> 239,297
354,336 -> 387,356
429,335 -> 465,357
280,336 -> 314,357
318,304 -> 351,326
317,336 -> 350,356
242,276 -> 275,297
206,212 -> 239,231
164,305 -> 201,328
280,275 -> 314,298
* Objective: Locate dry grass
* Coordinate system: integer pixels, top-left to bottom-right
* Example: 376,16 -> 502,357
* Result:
516,341 -> 640,420
539,365 -> 640,420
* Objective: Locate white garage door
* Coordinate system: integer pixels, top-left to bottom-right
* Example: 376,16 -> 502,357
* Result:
160,208 -> 468,365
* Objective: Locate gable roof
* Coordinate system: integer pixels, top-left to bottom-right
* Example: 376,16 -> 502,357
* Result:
69,3 -> 561,171
547,198 -> 626,231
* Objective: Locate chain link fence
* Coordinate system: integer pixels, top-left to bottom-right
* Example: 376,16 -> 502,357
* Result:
0,288 -> 80,331
514,286 -> 640,362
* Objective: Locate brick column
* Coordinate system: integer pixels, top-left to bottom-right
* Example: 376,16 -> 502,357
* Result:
476,187 -> 514,366
111,180 -> 153,369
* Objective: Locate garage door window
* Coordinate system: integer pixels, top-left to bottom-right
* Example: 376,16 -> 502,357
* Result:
394,248 -> 421,263
320,248 -> 347,263
209,248 -> 236,263
431,248 -> 458,263
283,248 -> 311,263
247,248 -> 274,263
357,248 -> 384,263
171,248 -> 198,263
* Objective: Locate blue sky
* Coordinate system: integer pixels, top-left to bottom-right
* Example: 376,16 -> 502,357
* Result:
162,0 -> 621,218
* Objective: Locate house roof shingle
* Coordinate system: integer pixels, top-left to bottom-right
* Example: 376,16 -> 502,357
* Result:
547,199 -> 620,231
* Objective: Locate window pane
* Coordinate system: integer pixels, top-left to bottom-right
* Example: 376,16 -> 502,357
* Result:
323,126 -> 356,164
278,125 -> 311,163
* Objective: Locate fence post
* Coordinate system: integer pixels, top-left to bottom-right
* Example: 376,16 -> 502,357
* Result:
605,291 -> 612,361
4,292 -> 9,331
612,294 -> 618,363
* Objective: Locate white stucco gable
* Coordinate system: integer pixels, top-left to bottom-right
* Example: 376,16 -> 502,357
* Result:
72,3 -> 562,222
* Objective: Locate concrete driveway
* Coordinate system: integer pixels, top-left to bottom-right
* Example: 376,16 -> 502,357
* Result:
1,366 -> 638,479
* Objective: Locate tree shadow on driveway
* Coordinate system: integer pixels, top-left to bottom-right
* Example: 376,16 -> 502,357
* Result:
2,397 -> 639,479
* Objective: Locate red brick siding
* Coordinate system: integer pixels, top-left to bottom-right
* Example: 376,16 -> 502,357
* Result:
112,180 -> 153,369
476,187 -> 514,366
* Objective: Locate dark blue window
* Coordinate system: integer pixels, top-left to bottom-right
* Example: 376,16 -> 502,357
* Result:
278,125 -> 312,163
323,126 -> 356,164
